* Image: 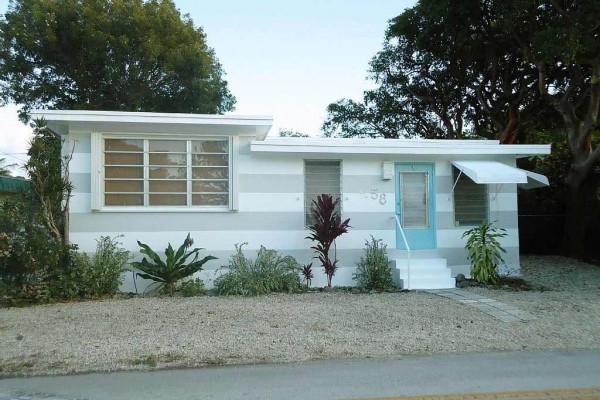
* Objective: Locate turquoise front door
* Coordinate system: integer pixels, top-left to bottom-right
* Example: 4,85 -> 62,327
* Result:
395,163 -> 436,250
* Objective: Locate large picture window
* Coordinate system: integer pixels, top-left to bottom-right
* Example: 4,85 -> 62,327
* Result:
304,160 -> 342,226
103,138 -> 230,208
453,167 -> 488,226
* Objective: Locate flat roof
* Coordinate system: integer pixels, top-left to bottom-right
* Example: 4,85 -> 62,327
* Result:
250,137 -> 551,157
29,110 -> 274,140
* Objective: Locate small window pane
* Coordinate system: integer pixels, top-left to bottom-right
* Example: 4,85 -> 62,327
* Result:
192,180 -> 228,192
192,140 -> 228,154
192,194 -> 229,206
149,153 -> 187,166
149,194 -> 187,206
192,154 -> 228,166
149,167 -> 187,179
105,139 -> 143,152
453,167 -> 488,226
105,153 -> 143,165
149,180 -> 187,193
105,180 -> 143,193
105,166 -> 143,179
192,167 -> 229,179
149,140 -> 186,152
105,194 -> 143,206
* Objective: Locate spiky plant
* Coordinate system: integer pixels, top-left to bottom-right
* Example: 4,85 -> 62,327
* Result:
306,194 -> 351,287
302,263 -> 314,288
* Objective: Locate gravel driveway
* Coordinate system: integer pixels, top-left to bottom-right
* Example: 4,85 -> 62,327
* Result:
0,255 -> 599,377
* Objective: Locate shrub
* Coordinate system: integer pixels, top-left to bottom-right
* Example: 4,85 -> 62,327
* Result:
302,263 -> 313,288
214,244 -> 302,296
67,236 -> 131,298
177,278 -> 205,297
306,194 -> 351,287
131,233 -> 216,294
353,236 -> 394,290
462,221 -> 507,285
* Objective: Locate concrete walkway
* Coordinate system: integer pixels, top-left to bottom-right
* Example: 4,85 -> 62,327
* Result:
425,288 -> 536,322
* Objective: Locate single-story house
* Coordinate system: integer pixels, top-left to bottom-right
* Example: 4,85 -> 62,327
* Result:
31,110 -> 551,290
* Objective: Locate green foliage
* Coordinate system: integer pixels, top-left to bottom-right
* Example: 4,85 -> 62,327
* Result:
66,236 -> 131,298
0,0 -> 235,122
131,233 -> 216,294
353,236 -> 394,290
177,278 -> 205,297
214,244 -> 302,296
462,221 -> 507,285
0,158 -> 16,176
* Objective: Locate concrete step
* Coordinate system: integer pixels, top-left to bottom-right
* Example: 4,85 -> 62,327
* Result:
392,258 -> 455,290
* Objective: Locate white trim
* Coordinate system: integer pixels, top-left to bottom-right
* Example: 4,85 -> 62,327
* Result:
451,161 -> 528,184
90,132 -> 102,211
95,134 -> 234,212
231,136 -> 240,211
252,138 -> 550,157
519,170 -> 550,189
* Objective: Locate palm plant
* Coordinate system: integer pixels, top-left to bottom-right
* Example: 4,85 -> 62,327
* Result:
306,194 -> 351,287
131,233 -> 216,293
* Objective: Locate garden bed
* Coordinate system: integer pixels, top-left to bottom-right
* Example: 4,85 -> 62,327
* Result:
0,255 -> 599,377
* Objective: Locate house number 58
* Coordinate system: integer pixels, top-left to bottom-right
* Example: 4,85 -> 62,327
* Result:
370,189 -> 386,205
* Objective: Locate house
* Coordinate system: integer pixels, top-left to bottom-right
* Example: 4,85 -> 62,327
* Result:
30,110 -> 551,290
0,176 -> 31,202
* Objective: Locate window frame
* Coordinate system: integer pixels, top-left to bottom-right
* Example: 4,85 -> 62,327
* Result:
452,166 -> 489,227
303,159 -> 343,228
92,133 -> 234,212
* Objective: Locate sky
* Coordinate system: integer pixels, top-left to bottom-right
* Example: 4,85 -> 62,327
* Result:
0,0 -> 415,176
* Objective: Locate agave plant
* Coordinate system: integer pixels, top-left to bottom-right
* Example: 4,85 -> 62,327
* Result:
306,194 -> 351,287
131,233 -> 217,293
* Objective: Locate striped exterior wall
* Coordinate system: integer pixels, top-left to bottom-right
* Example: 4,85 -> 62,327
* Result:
66,133 -> 521,291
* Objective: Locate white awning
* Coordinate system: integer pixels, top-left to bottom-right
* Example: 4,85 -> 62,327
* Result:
451,161 -> 549,189
451,161 -> 528,184
519,170 -> 550,189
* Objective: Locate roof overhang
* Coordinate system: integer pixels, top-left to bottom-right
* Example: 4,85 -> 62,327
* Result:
251,138 -> 551,157
452,160 -> 549,189
29,110 -> 273,140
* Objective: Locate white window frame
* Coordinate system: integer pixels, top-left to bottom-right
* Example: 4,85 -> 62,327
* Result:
91,132 -> 236,212
304,159 -> 343,228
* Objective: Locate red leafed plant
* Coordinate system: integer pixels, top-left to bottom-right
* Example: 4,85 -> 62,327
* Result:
306,194 -> 351,287
302,263 -> 313,288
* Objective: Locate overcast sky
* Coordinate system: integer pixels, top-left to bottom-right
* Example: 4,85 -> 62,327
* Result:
0,0 -> 414,175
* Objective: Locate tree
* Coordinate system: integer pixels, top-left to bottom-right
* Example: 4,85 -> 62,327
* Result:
25,119 -> 73,249
504,0 -> 600,258
0,0 -> 235,122
0,157 -> 16,176
278,129 -> 309,138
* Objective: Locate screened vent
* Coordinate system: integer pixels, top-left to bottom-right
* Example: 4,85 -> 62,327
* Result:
304,160 -> 342,227
453,167 -> 488,226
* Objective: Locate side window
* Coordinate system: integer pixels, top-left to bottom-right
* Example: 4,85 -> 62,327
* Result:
453,167 -> 488,226
304,160 -> 342,227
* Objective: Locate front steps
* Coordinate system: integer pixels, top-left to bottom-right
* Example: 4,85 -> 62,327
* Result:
392,258 -> 455,289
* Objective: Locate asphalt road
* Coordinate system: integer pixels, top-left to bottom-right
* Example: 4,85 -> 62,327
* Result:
1,349 -> 599,400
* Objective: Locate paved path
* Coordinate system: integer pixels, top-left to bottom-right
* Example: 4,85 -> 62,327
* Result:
425,289 -> 536,322
1,350 -> 598,400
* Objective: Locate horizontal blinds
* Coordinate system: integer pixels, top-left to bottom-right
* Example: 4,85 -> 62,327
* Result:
453,167 -> 488,226
304,161 -> 341,226
401,172 -> 428,228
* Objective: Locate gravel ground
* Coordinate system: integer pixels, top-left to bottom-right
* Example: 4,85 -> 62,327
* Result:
0,255 -> 599,377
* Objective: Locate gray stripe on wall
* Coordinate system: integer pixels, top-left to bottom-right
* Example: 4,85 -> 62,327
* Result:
436,211 -> 518,230
70,210 -> 519,233
342,175 -> 395,193
239,174 -> 304,193
71,173 -> 91,194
